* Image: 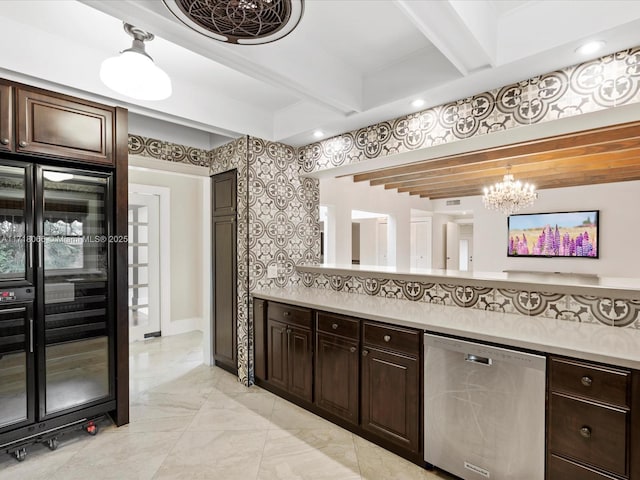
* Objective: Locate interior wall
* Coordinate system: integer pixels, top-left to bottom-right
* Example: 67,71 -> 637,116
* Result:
128,168 -> 205,334
320,177 -> 432,267
432,180 -> 640,277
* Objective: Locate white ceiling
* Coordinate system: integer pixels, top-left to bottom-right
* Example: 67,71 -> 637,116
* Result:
2,0 -> 640,149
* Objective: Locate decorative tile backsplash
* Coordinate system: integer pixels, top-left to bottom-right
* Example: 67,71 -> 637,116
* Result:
130,44 -> 640,385
128,134 -> 211,166
299,46 -> 640,174
301,273 -> 640,329
210,136 -> 320,385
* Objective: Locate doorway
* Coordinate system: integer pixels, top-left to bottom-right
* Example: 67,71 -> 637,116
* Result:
128,185 -> 170,342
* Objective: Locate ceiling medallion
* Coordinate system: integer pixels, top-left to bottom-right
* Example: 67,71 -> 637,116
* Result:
163,0 -> 304,45
482,167 -> 537,215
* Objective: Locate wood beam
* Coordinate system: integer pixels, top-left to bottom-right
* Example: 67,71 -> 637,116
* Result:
354,121 -> 640,183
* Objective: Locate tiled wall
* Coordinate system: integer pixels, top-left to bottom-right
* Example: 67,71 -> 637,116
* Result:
301,273 -> 640,329
128,134 -> 210,166
210,136 -> 320,385
129,45 -> 640,382
299,46 -> 640,173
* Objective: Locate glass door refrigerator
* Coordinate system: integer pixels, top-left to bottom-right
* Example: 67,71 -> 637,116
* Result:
0,160 -> 115,457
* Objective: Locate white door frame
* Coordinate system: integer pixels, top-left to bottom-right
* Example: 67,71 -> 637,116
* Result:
128,183 -> 171,339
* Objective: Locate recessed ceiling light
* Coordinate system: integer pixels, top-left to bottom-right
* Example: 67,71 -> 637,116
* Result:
313,130 -> 324,139
575,40 -> 605,56
411,99 -> 425,108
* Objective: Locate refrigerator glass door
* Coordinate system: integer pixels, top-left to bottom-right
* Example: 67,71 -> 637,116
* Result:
0,164 -> 28,283
41,169 -> 112,416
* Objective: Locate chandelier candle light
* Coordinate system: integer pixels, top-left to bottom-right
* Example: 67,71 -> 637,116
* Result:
482,167 -> 537,215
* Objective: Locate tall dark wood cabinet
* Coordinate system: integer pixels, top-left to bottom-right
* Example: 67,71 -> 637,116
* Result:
0,78 -> 128,457
211,170 -> 237,374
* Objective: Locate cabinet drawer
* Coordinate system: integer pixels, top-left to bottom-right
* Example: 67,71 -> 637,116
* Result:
316,312 -> 359,339
548,454 -> 621,480
363,322 -> 420,355
267,302 -> 311,329
550,357 -> 630,407
549,393 -> 628,476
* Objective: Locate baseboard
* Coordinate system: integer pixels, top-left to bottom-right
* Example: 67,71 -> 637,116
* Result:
162,317 -> 203,336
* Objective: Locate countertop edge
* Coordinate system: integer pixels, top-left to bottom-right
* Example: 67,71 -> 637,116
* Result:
252,288 -> 640,371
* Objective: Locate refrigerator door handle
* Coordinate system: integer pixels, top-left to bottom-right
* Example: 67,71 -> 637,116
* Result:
29,318 -> 34,353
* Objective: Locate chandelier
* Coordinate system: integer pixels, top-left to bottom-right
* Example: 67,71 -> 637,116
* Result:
482,167 -> 537,215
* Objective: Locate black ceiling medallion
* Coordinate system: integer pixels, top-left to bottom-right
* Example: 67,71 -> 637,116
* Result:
163,0 -> 304,45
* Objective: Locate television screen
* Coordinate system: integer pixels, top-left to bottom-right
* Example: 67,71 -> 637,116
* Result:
507,210 -> 599,258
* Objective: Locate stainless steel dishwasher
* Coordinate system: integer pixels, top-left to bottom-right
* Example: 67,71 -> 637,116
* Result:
424,333 -> 546,480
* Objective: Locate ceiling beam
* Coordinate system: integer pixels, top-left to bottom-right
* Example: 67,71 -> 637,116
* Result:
414,167 -> 640,198
354,121 -> 640,183
386,152 -> 640,191
393,0 -> 494,75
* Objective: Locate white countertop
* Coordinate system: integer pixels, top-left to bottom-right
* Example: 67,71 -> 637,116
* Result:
298,264 -> 640,299
253,286 -> 640,370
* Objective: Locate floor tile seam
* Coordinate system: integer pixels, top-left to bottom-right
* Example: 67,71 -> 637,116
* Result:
150,426 -> 194,478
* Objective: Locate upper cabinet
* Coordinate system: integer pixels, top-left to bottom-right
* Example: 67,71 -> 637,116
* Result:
15,86 -> 114,166
0,82 -> 13,153
211,169 -> 237,216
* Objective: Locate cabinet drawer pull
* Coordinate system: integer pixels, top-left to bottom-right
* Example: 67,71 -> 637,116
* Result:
283,311 -> 290,317
579,426 -> 592,439
581,375 -> 593,387
332,323 -> 338,330
350,346 -> 356,353
0,138 -> 9,145
362,350 -> 368,357
383,335 -> 391,342
18,140 -> 27,147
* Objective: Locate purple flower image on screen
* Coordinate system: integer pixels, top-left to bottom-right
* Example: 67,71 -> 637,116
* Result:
507,211 -> 598,258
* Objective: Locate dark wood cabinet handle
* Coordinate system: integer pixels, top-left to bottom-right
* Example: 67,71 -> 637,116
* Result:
350,346 -> 356,353
581,376 -> 593,387
362,350 -> 368,356
0,138 -> 9,145
383,335 -> 391,342
579,426 -> 592,439
18,140 -> 27,147
332,323 -> 338,330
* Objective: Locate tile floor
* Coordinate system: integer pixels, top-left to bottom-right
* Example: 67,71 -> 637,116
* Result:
0,331 -> 455,480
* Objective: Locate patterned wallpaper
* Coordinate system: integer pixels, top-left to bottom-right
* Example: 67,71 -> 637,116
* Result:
129,45 -> 640,382
128,134 -> 210,166
210,136 -> 320,385
301,273 -> 640,329
299,46 -> 640,173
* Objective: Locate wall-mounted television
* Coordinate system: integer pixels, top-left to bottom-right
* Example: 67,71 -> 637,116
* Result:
507,210 -> 599,258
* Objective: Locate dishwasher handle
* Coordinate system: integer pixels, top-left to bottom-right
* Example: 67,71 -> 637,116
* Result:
465,354 -> 492,366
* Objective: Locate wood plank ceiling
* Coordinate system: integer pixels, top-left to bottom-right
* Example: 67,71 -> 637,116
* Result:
351,121 -> 640,199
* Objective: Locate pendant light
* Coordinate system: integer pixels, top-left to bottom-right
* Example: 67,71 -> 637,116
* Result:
482,166 -> 537,215
100,23 -> 172,101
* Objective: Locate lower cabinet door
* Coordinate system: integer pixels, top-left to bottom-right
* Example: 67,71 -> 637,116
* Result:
267,319 -> 288,391
315,333 -> 359,424
287,325 -> 313,402
361,346 -> 419,453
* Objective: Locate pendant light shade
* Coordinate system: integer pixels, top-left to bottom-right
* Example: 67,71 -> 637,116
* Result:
100,23 -> 172,101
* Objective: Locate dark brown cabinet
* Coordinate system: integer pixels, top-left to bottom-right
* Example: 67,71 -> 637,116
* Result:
266,302 -> 313,402
254,300 -> 423,463
16,87 -> 114,165
314,312 -> 360,425
548,356 -> 636,480
211,170 -> 237,374
361,321 -> 420,455
0,81 -> 13,152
